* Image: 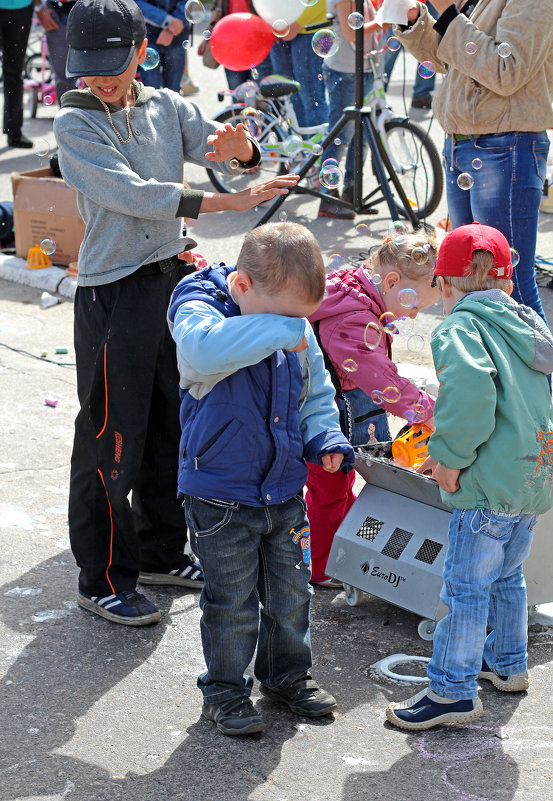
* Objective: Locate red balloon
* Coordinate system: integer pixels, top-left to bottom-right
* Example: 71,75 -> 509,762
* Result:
210,13 -> 274,72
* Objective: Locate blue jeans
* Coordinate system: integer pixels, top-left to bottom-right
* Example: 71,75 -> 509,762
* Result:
443,131 -> 550,324
225,52 -> 273,91
270,34 -> 328,128
383,3 -> 436,99
428,508 -> 536,700
140,41 -> 186,92
321,66 -> 374,192
184,494 -> 313,704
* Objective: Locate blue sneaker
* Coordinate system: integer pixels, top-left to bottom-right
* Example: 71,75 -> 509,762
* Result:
138,557 -> 204,589
77,589 -> 161,626
478,659 -> 529,692
386,687 -> 483,730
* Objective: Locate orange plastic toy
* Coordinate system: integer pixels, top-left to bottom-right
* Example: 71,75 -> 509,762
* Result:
392,424 -> 433,469
26,244 -> 51,270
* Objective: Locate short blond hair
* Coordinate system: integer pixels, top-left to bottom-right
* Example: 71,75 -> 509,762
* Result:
441,250 -> 512,293
236,222 -> 326,302
371,231 -> 439,282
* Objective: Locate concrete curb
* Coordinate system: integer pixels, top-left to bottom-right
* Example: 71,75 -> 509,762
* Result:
0,253 -> 76,301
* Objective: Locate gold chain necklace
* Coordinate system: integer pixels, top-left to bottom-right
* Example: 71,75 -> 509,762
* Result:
94,85 -> 135,145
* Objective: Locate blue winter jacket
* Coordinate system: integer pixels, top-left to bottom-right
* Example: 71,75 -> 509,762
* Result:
168,265 -> 355,506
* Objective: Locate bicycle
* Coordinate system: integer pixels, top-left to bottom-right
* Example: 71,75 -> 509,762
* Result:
206,48 -> 443,220
24,35 -> 56,119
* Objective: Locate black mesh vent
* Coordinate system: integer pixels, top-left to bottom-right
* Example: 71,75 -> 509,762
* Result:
414,538 -> 443,565
356,516 -> 384,541
381,528 -> 413,559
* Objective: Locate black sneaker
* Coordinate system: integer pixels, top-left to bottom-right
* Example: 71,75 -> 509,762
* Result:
260,673 -> 337,717
318,198 -> 355,220
139,556 -> 204,589
202,696 -> 265,736
386,687 -> 483,731
7,133 -> 33,148
77,589 -> 161,626
478,659 -> 529,692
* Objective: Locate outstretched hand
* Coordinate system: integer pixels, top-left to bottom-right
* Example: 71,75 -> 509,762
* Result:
206,122 -> 253,164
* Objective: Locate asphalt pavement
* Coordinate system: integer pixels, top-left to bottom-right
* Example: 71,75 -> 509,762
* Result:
1,45 -> 553,801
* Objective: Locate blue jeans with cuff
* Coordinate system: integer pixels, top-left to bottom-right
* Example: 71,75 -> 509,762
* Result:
270,34 -> 328,128
428,508 -> 536,700
443,131 -> 550,324
184,494 -> 313,704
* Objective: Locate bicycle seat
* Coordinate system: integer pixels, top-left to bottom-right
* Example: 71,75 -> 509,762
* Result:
259,75 -> 301,98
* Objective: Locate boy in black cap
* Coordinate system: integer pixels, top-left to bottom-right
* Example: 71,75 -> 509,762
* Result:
54,0 -> 298,626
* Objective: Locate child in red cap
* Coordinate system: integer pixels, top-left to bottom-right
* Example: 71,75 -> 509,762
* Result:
386,223 -> 553,731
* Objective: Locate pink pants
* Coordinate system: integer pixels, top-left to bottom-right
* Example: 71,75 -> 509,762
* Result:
305,463 -> 357,582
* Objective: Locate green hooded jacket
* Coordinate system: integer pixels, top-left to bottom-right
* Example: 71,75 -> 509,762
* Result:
428,290 -> 553,515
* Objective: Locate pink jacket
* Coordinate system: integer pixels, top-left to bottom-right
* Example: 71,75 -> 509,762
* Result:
308,267 -> 434,422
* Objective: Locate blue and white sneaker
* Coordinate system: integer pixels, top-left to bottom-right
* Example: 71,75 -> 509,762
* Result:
77,589 -> 161,626
386,687 -> 483,731
138,557 -> 204,589
478,659 -> 529,692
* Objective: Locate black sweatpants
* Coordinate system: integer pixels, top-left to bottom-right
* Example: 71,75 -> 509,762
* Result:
69,262 -> 191,597
0,4 -> 33,137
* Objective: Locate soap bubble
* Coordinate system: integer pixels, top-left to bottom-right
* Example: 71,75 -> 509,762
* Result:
370,389 -> 383,404
241,108 -> 261,138
382,385 -> 401,403
49,205 -> 54,213
300,0 -> 319,6
184,0 -> 205,23
251,67 -> 259,80
44,93 -> 54,106
457,172 -> 474,190
182,39 -> 190,49
279,211 -> 287,222
355,223 -> 370,236
318,73 -> 323,80
387,36 -> 401,52
312,143 -> 323,156
312,29 -> 339,58
282,134 -> 303,155
202,29 -> 211,40
396,316 -> 414,336
388,220 -> 408,236
142,47 -> 160,70
334,137 -> 342,146
273,18 -> 290,37
399,287 -> 418,308
380,311 -> 398,335
407,334 -> 425,353
319,163 -> 342,189
322,157 -> 338,168
347,11 -> 364,29
363,321 -> 382,350
465,41 -> 477,55
510,248 -> 520,267
472,157 -> 483,170
328,253 -> 343,271
40,238 -> 56,256
372,273 -> 382,286
418,61 -> 435,79
34,138 -> 49,157
497,42 -> 512,58
342,358 -> 358,373
411,247 -> 429,265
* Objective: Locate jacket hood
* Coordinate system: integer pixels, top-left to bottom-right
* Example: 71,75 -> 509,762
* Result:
309,266 -> 386,324
450,290 -> 553,375
60,80 -> 155,110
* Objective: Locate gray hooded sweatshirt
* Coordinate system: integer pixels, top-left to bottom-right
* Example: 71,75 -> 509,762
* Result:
54,81 -> 259,286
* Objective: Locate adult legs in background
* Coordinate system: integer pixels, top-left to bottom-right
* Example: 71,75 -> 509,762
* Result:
0,5 -> 34,141
44,9 -> 78,102
271,35 -> 328,128
141,43 -> 186,92
305,463 -> 356,583
443,131 -> 549,324
427,509 -> 535,699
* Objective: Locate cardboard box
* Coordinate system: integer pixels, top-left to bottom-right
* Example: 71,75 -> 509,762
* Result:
11,167 -> 85,267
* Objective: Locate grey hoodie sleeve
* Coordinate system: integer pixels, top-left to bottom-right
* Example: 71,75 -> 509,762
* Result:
515,305 -> 553,374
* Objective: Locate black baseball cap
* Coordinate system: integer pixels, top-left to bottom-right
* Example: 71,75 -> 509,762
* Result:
66,0 -> 146,78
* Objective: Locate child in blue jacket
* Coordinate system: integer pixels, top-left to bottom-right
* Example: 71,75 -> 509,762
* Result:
168,222 -> 355,736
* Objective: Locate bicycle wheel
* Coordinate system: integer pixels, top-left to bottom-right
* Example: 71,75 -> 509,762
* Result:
206,107 -> 287,194
24,52 -> 53,85
380,119 -> 443,219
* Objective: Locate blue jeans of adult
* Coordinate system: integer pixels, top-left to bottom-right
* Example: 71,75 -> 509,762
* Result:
427,508 -> 535,700
443,131 -> 550,324
270,34 -> 328,128
321,66 -> 374,193
140,41 -> 186,92
44,4 -> 78,102
184,494 -> 313,704
224,52 -> 274,91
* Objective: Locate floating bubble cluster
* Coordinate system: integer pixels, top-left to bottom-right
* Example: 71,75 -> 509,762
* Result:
382,385 -> 401,403
388,220 -> 409,237
342,358 -> 358,372
311,29 -> 339,58
142,47 -> 160,70
363,321 -> 382,350
472,157 -> 483,170
457,172 -> 474,190
465,41 -> 477,55
411,246 -> 429,265
380,312 -> 399,335
319,161 -> 342,189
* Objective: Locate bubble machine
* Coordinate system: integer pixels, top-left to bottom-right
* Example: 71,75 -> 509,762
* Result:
326,454 -> 552,639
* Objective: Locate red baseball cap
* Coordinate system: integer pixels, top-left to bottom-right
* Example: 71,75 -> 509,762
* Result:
435,223 -> 513,279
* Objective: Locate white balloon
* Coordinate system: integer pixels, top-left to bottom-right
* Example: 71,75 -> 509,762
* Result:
253,0 -> 304,25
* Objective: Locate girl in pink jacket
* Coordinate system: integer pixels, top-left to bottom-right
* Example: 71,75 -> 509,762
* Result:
307,232 -> 441,586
